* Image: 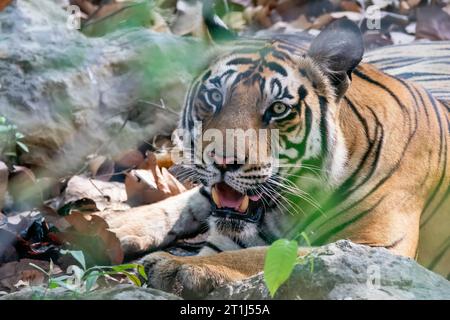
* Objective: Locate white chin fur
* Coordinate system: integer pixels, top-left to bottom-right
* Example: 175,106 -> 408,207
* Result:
209,217 -> 258,240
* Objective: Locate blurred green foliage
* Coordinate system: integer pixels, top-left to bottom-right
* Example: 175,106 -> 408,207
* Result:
0,116 -> 28,166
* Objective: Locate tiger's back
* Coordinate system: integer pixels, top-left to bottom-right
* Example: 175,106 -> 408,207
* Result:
345,64 -> 449,276
364,42 -> 450,277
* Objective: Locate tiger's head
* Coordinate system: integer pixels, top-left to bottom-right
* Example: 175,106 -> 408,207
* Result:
177,19 -> 364,239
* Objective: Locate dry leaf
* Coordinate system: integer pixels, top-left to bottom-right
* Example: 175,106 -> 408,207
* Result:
56,176 -> 129,212
289,14 -> 312,30
171,0 -> 206,37
125,153 -> 186,206
150,11 -> 171,33
0,241 -> 17,264
114,149 -> 145,170
372,0 -> 393,9
245,5 -> 273,29
444,4 -> 450,16
416,6 -> 450,41
0,0 -> 12,12
406,0 -> 421,9
329,11 -> 362,22
275,0 -> 309,22
223,11 -> 247,31
390,31 -> 415,45
71,0 -> 98,16
88,155 -> 116,182
0,259 -> 61,292
57,211 -> 124,265
88,155 -> 107,178
363,31 -> 393,50
399,1 -> 410,14
8,166 -> 40,211
310,13 -> 334,29
339,0 -> 361,13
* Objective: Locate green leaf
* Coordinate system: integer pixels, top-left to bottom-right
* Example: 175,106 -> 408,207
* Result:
85,271 -> 100,292
61,250 -> 86,270
4,151 -> 16,157
52,275 -> 71,282
137,264 -> 148,281
121,271 -> 141,287
50,279 -> 78,292
111,264 -> 139,272
264,239 -> 298,298
16,141 -> 29,153
15,132 -> 25,139
299,232 -> 311,246
48,279 -> 63,289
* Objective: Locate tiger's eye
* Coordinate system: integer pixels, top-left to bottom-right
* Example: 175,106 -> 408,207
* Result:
272,102 -> 287,114
210,90 -> 222,103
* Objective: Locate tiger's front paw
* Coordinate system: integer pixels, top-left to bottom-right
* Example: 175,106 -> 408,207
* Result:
143,252 -> 229,299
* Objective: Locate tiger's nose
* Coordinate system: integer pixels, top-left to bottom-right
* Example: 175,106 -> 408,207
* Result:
208,152 -> 245,172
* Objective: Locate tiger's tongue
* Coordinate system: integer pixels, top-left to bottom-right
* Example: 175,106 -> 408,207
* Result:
215,182 -> 244,209
212,183 -> 262,213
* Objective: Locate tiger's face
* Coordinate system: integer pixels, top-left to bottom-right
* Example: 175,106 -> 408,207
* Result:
178,19 -> 363,239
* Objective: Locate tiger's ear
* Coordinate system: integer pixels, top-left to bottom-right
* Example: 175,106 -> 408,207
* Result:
308,18 -> 364,101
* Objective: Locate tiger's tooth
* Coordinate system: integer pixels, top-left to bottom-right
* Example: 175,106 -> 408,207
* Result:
211,186 -> 222,208
238,195 -> 249,213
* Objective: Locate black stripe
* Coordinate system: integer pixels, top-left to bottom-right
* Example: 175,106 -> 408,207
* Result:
313,197 -> 385,245
202,70 -> 211,81
290,72 -> 420,234
353,68 -> 411,117
414,86 -> 430,125
230,70 -> 253,88
344,106 -> 384,197
227,57 -> 255,66
205,241 -> 223,253
184,80 -> 201,130
278,86 -> 294,100
297,104 -> 313,158
298,85 -> 308,101
318,96 -> 329,156
397,78 -> 419,138
338,97 -> 373,194
277,43 -> 300,53
265,61 -> 287,76
427,236 -> 450,270
232,238 -> 248,249
421,92 -> 447,226
271,49 -> 290,61
258,228 -> 277,244
259,77 -> 266,96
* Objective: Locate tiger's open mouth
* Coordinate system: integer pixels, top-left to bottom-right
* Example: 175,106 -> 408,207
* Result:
209,182 -> 264,223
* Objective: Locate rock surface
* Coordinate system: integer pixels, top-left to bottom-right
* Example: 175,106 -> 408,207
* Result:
0,284 -> 180,300
207,240 -> 450,300
0,0 -> 205,175
1,240 -> 448,300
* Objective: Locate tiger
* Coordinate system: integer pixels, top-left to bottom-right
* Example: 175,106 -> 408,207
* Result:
113,18 -> 450,298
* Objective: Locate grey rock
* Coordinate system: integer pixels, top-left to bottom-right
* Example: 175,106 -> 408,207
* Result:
0,0 -> 205,174
207,240 -> 450,300
0,284 -> 181,300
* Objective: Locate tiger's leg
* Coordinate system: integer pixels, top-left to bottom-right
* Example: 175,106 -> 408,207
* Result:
142,246 -> 312,298
99,187 -> 211,256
